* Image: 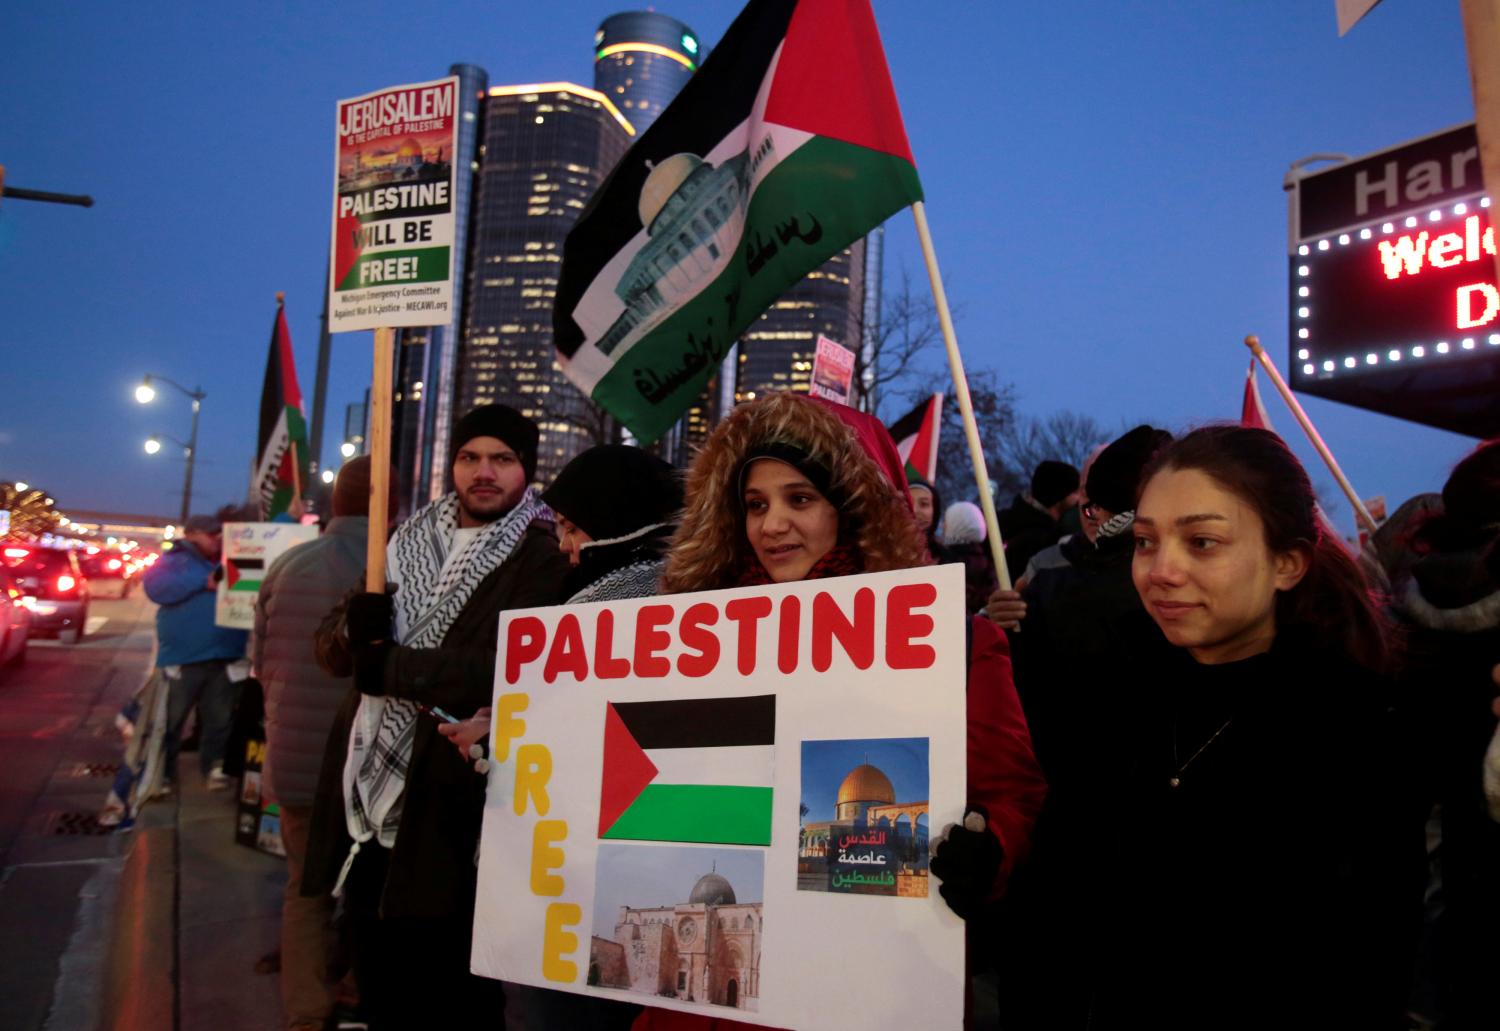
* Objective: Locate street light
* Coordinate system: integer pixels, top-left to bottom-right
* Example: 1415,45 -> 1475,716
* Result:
136,373 -> 205,525
14,481 -> 27,491
143,437 -> 162,455
320,469 -> 336,484
340,441 -> 357,458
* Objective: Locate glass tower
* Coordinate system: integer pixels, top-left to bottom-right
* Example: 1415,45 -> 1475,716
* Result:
456,83 -> 634,486
389,62 -> 488,517
593,11 -> 700,135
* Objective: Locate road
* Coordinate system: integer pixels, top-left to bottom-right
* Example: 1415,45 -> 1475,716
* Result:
0,586 -> 156,1030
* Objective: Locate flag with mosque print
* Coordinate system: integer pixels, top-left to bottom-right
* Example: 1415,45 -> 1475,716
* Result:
253,301 -> 309,520
599,694 -> 775,845
553,0 -> 923,443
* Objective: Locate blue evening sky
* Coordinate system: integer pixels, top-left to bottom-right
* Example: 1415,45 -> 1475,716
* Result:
1,2 -> 1482,526
592,842 -> 764,936
800,736 -> 927,823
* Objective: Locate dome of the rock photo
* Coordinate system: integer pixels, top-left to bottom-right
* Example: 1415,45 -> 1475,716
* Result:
836,764 -> 896,807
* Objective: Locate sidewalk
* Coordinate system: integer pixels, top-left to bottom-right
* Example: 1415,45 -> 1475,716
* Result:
107,767 -> 286,1031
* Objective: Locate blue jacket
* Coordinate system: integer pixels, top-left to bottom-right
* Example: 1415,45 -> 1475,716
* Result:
142,541 -> 248,666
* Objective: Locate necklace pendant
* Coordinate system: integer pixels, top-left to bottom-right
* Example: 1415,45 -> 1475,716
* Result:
1168,776 -> 1181,790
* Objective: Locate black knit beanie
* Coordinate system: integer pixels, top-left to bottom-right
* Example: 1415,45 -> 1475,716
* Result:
1086,424 -> 1173,515
1030,460 -> 1081,509
450,404 -> 540,483
541,445 -> 683,543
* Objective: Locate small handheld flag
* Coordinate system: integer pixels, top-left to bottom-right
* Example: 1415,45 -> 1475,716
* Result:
253,297 -> 310,520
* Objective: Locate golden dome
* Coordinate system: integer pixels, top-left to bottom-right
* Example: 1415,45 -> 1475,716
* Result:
638,153 -> 703,227
837,764 -> 895,806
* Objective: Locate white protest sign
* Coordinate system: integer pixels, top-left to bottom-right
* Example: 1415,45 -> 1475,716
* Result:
328,76 -> 459,332
214,522 -> 319,630
807,334 -> 856,404
473,565 -> 968,1029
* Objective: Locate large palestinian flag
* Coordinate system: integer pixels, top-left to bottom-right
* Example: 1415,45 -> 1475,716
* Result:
253,301 -> 310,520
599,695 -> 775,846
554,0 -> 923,443
887,394 -> 942,484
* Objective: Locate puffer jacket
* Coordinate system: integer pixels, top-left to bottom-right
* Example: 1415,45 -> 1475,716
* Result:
142,540 -> 248,666
253,516 -> 367,808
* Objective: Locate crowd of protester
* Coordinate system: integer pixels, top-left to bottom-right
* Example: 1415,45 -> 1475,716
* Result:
117,391 -> 1499,1031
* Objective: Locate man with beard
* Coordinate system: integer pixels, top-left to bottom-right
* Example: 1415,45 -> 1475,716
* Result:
303,404 -> 569,1029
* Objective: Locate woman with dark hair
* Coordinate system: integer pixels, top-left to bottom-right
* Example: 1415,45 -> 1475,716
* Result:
1067,425 -> 1421,1030
641,391 -> 1046,1031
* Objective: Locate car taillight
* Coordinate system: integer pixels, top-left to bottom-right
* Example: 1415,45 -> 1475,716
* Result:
57,575 -> 76,593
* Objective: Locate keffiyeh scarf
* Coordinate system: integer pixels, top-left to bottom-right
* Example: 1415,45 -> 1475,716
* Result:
343,488 -> 545,854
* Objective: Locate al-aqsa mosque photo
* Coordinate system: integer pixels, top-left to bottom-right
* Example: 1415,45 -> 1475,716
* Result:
590,845 -> 764,1011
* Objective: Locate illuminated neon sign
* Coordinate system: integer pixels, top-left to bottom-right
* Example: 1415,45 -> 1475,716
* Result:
1288,123 -> 1500,438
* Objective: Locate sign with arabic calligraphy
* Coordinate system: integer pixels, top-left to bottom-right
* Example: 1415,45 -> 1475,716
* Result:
471,565 -> 968,1029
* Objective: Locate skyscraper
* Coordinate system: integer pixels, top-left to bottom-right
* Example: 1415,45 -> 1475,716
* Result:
389,62 -> 488,517
593,11 -> 700,135
734,243 -> 868,405
456,83 -> 633,485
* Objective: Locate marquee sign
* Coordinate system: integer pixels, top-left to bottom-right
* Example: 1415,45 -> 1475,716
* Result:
1288,123 -> 1500,438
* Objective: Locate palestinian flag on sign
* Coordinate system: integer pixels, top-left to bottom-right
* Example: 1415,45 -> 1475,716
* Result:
554,0 -> 923,443
887,393 -> 942,484
224,557 -> 265,592
253,301 -> 310,520
600,695 -> 775,846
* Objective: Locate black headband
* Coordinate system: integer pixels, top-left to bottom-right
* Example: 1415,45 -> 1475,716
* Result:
737,442 -> 837,506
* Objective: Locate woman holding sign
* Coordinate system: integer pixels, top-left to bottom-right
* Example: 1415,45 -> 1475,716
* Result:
636,391 -> 1046,1031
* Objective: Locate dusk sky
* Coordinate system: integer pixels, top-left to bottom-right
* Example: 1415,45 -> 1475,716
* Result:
2,1 -> 1484,529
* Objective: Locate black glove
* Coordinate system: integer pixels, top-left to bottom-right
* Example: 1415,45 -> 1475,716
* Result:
930,805 -> 1003,921
346,590 -> 395,648
346,590 -> 395,696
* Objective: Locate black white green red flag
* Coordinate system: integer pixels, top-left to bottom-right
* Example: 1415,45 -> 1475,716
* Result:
887,394 -> 943,484
599,694 -> 775,845
253,302 -> 309,520
553,0 -> 923,442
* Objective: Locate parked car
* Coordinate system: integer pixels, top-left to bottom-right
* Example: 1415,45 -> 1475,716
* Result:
81,552 -> 135,597
0,563 -> 32,667
2,545 -> 90,643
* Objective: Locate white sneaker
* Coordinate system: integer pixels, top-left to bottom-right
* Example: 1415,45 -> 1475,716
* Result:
206,764 -> 231,792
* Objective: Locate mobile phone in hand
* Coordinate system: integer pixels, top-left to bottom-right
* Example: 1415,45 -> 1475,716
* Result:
417,703 -> 460,724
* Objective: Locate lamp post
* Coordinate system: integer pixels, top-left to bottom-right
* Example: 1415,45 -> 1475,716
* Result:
136,374 -> 205,525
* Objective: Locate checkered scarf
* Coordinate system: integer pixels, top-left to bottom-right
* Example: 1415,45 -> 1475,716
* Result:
343,488 -> 545,850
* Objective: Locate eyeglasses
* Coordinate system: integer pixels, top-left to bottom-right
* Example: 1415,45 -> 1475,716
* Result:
1081,501 -> 1105,520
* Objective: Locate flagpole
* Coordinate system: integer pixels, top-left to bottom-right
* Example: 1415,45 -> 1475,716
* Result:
1244,335 -> 1378,537
366,327 -> 395,591
910,201 -> 1011,590
288,440 -> 303,507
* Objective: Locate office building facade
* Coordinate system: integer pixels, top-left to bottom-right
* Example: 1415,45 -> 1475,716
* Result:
389,62 -> 488,516
594,11 -> 700,135
456,83 -> 633,485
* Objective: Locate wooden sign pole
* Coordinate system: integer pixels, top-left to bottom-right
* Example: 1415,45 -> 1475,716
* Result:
911,201 -> 1012,590
365,327 -> 395,591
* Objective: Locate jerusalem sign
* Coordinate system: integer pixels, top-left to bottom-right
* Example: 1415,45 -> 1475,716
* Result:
327,76 -> 459,332
472,566 -> 969,1029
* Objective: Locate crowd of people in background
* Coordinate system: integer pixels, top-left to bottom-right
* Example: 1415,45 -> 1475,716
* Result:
112,391 -> 1499,1031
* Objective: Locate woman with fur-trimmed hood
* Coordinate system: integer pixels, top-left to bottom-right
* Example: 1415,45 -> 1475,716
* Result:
638,392 -> 1047,1031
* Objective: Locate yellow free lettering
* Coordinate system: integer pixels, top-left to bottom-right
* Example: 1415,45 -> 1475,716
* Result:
492,693 -> 529,761
542,903 -> 581,983
530,819 -> 567,896
514,744 -> 552,816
